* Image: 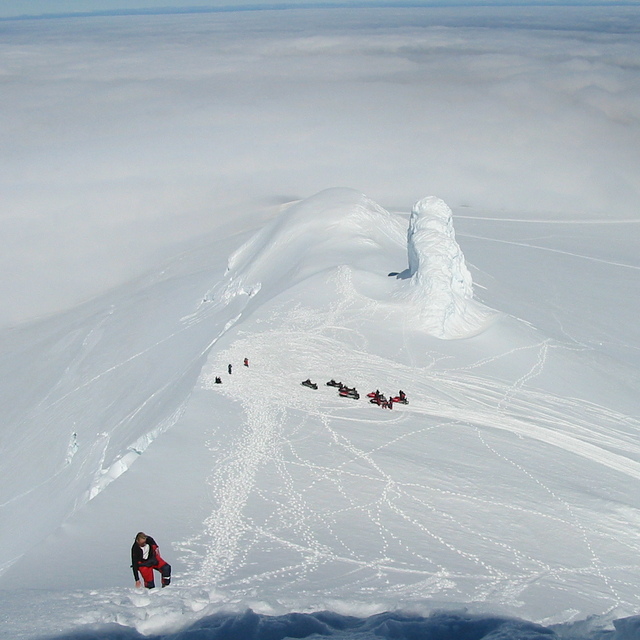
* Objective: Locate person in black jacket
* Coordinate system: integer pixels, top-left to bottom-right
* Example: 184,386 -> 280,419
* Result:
131,532 -> 171,589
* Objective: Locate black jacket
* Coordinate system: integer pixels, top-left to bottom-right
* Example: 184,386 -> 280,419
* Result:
131,536 -> 160,579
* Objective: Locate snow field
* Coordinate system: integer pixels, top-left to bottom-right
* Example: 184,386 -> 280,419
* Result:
190,282 -> 640,623
1,188 -> 639,639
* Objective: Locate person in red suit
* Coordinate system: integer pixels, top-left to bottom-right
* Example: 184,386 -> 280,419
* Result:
131,532 -> 171,589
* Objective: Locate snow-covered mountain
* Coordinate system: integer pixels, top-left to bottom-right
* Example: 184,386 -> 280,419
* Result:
1,188 -> 639,640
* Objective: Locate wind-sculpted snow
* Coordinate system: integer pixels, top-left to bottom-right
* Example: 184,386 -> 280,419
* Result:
206,188 -> 404,309
405,196 -> 495,339
207,188 -> 494,340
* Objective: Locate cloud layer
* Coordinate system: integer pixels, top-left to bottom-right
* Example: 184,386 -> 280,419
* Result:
1,5 -> 639,326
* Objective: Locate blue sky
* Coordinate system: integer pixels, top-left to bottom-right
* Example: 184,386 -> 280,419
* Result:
1,0 -> 639,20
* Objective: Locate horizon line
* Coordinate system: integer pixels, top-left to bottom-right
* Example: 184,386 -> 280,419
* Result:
2,1 -> 640,23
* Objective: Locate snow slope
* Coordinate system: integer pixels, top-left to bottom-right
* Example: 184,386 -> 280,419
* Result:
1,189 -> 639,639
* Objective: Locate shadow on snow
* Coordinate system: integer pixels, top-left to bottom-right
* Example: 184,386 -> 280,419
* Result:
41,609 -> 640,640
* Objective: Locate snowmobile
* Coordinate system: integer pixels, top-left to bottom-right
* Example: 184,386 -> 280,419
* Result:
339,386 -> 360,400
391,391 -> 408,405
301,379 -> 318,390
368,391 -> 386,406
326,379 -> 342,388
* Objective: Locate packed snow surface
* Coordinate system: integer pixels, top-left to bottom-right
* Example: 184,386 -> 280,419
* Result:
1,189 -> 639,640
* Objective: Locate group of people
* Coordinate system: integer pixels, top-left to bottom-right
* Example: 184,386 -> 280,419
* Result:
367,389 -> 408,409
214,358 -> 250,384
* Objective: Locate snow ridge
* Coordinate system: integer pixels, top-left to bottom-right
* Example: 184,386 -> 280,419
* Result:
209,188 -> 494,341
214,188 -> 406,308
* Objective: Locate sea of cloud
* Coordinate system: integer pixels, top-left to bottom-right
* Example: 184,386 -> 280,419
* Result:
1,5 -> 639,327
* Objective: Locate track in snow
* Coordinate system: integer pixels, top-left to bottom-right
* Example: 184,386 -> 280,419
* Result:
183,299 -> 640,620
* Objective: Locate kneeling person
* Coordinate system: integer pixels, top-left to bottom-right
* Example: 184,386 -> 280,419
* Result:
131,532 -> 171,589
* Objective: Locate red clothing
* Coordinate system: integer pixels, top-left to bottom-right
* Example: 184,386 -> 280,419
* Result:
137,559 -> 170,588
131,536 -> 171,588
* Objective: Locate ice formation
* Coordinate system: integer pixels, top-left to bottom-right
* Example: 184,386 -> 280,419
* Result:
206,188 -> 494,340
403,196 -> 495,339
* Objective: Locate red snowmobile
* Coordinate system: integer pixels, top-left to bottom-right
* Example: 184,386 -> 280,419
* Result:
368,391 -> 386,406
390,390 -> 408,405
339,385 -> 360,400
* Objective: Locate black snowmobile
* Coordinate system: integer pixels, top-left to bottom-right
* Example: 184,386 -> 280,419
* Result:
301,379 -> 318,390
326,379 -> 342,388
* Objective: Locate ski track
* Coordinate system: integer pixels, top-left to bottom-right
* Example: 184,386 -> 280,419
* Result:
460,233 -> 640,271
186,296 -> 640,616
456,215 -> 640,225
